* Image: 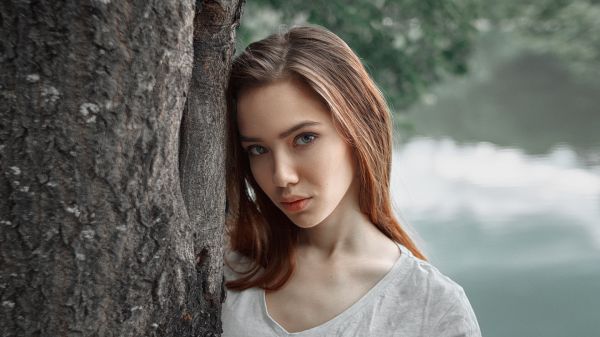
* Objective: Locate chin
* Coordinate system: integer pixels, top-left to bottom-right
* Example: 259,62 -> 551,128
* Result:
287,211 -> 330,230
292,221 -> 321,230
286,215 -> 317,229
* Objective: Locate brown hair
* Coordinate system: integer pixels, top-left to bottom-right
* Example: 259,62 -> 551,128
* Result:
225,25 -> 426,291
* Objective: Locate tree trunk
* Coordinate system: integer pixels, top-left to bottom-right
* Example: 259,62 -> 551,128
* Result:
0,0 -> 243,336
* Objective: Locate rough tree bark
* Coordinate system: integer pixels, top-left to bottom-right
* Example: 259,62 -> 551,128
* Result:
0,0 -> 243,336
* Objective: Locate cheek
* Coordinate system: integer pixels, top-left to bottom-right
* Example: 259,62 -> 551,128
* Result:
332,150 -> 355,187
307,143 -> 355,190
248,158 -> 272,193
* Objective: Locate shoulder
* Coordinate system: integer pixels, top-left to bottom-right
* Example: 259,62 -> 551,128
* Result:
406,254 -> 465,301
395,244 -> 466,299
221,251 -> 266,337
391,244 -> 482,336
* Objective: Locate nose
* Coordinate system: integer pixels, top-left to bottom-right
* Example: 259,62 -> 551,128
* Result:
272,151 -> 299,187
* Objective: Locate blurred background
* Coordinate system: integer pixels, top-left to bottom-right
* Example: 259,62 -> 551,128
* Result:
236,1 -> 600,336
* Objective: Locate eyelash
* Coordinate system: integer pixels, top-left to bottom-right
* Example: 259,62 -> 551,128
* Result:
246,133 -> 318,156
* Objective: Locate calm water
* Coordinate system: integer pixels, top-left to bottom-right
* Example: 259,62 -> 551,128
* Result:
391,33 -> 600,337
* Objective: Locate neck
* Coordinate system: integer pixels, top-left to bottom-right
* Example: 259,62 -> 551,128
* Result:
297,183 -> 394,260
299,176 -> 398,261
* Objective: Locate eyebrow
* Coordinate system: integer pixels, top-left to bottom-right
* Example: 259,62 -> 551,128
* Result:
239,121 -> 321,142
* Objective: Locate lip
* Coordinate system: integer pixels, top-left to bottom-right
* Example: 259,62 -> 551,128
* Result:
280,197 -> 311,212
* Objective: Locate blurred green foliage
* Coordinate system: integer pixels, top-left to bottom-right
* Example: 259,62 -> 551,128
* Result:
237,0 -> 479,112
480,0 -> 600,81
237,0 -> 600,113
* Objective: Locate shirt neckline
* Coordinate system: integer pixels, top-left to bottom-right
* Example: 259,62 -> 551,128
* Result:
260,243 -> 410,336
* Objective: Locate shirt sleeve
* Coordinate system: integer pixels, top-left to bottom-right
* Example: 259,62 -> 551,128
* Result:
428,289 -> 482,337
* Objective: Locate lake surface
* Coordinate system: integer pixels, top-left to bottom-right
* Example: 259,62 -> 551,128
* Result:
391,32 -> 600,337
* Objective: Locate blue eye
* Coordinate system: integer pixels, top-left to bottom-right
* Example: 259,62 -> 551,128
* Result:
247,145 -> 267,156
295,133 -> 317,146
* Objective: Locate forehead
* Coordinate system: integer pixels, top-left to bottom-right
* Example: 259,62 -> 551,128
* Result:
236,78 -> 331,136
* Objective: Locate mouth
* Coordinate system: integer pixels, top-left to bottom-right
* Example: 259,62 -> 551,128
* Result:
280,197 -> 311,212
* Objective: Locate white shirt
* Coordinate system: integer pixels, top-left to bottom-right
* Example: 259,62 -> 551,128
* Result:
221,243 -> 481,337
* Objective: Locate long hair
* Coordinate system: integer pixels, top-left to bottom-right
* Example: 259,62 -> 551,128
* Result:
225,25 -> 426,291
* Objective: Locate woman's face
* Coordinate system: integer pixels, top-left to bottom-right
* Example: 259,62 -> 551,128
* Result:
236,77 -> 358,229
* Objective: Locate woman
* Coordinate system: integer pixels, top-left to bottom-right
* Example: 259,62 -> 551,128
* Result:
222,25 -> 481,337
